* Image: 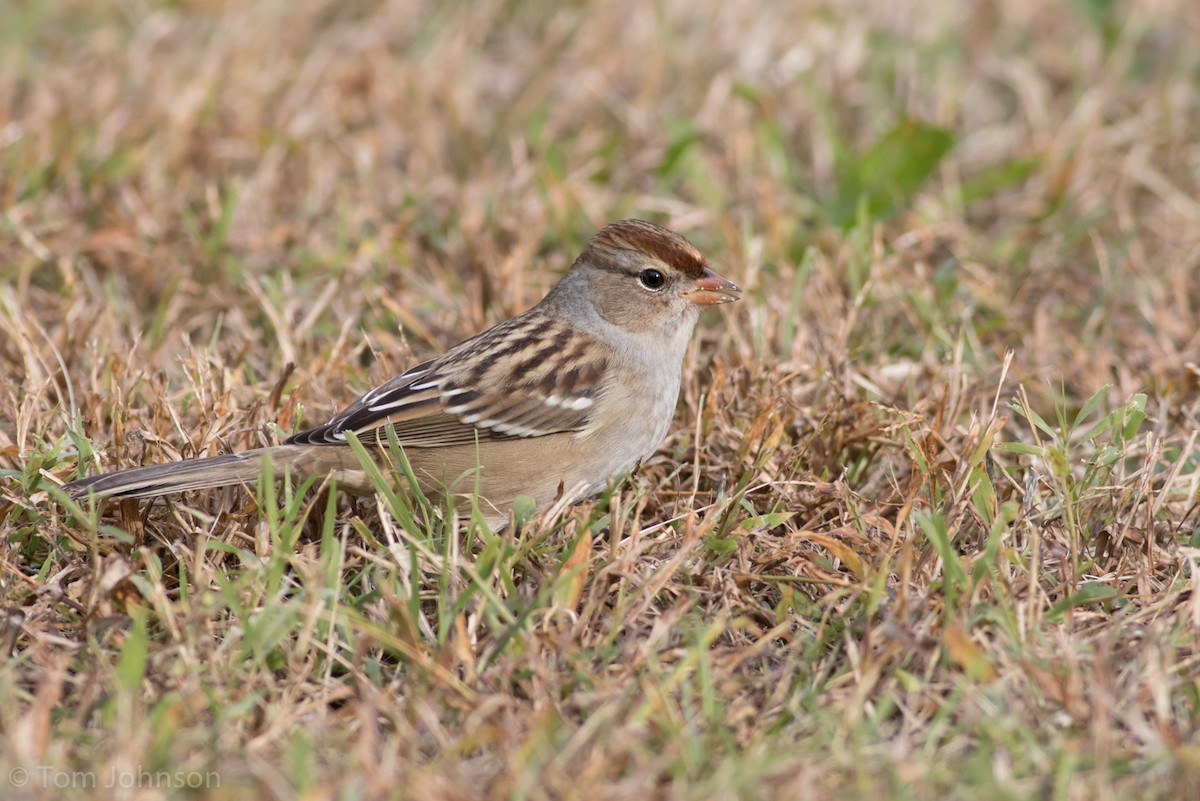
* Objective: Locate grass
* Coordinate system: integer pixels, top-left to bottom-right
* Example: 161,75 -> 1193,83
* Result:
3,0 -> 1200,798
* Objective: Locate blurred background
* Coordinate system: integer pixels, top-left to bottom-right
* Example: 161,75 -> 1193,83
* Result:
5,0 -> 1197,401
3,1 -> 1200,798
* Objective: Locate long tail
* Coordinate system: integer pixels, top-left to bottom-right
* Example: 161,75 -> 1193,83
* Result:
64,446 -> 303,501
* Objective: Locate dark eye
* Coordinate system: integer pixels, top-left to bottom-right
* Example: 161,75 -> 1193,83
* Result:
638,269 -> 666,290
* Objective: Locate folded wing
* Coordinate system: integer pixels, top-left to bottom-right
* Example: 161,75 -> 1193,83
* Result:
286,314 -> 612,448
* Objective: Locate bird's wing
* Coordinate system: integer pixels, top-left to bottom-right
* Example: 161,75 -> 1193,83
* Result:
286,314 -> 612,448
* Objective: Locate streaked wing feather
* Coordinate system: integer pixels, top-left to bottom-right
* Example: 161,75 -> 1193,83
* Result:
286,358 -> 440,445
286,315 -> 612,448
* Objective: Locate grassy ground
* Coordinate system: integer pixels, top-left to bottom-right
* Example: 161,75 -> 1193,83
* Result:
3,0 -> 1200,798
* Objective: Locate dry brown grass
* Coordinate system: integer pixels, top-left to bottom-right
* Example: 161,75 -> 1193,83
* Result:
3,0 -> 1200,798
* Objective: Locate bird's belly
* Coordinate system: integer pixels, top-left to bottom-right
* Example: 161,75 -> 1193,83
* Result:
573,377 -> 679,488
395,393 -> 677,526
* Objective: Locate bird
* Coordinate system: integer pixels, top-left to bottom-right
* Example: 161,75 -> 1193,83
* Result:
64,219 -> 741,529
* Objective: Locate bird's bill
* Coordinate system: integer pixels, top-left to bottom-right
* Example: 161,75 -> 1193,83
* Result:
684,267 -> 742,305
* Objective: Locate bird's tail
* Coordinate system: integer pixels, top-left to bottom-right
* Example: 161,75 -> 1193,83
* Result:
64,446 -> 303,501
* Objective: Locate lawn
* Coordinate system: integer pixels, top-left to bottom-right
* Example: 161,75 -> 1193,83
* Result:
2,0 -> 1200,798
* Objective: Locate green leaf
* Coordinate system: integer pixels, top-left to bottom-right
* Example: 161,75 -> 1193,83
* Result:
971,506 -> 1007,585
829,118 -> 955,227
915,510 -> 966,589
705,535 -> 739,556
738,511 -> 794,532
1093,444 -> 1122,467
116,606 -> 148,691
959,156 -> 1040,207
658,121 -> 703,178
510,495 -> 537,529
1072,0 -> 1122,51
1009,398 -> 1057,439
1072,384 -> 1112,430
1120,393 -> 1147,442
971,466 -> 996,528
99,524 -> 136,544
995,442 -> 1044,456
1080,392 -> 1146,445
1047,582 -> 1117,620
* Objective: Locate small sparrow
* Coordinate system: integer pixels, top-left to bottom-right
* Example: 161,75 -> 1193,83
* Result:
65,220 -> 741,528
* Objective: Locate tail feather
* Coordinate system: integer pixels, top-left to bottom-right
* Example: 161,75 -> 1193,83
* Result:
65,447 -> 291,501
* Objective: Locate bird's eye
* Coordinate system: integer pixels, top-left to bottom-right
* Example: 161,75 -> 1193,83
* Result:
638,269 -> 666,290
